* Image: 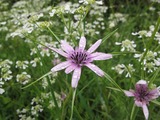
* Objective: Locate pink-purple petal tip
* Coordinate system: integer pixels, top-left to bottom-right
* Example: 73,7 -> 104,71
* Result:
79,36 -> 86,50
51,61 -> 70,72
85,63 -> 104,77
87,39 -> 102,53
71,68 -> 81,88
124,90 -> 134,97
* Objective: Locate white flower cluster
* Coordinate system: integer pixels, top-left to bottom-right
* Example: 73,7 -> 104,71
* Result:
30,58 -> 42,67
3,0 -> 51,40
150,0 -> 160,3
30,35 -> 60,58
17,97 -> 43,120
41,91 -> 66,109
134,50 -> 160,73
31,97 -> 43,116
0,21 -> 8,32
49,1 -> 107,40
16,72 -> 31,85
79,0 -> 103,5
0,59 -> 13,94
0,80 -> 4,94
115,39 -> 136,52
112,64 -> 135,77
16,61 -> 29,69
132,25 -> 154,38
85,4 -> 108,36
41,73 -> 57,89
17,108 -> 34,120
0,60 -> 13,81
47,92 -> 62,109
38,45 -> 51,57
49,2 -> 80,16
132,25 -> 160,44
108,13 -> 128,28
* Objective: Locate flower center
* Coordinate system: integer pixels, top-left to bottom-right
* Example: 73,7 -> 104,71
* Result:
69,50 -> 91,66
135,85 -> 149,102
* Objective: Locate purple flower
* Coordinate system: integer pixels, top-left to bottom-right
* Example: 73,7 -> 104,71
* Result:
50,37 -> 112,88
124,80 -> 159,120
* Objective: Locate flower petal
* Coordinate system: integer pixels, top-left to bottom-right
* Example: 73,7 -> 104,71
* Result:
0,88 -> 5,94
135,101 -> 143,107
137,80 -> 147,85
51,61 -> 71,72
71,67 -> 81,88
61,40 -> 74,53
142,104 -> 149,120
50,47 -> 68,57
65,64 -> 77,74
91,52 -> 112,61
85,63 -> 104,77
124,90 -> 134,97
87,39 -> 102,53
148,89 -> 159,99
79,36 -> 86,50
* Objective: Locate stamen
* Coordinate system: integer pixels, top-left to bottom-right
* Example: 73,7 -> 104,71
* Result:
69,49 -> 90,66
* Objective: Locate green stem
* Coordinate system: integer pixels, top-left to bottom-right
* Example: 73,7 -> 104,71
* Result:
130,104 -> 135,120
46,25 -> 60,42
70,88 -> 77,120
61,85 -> 72,120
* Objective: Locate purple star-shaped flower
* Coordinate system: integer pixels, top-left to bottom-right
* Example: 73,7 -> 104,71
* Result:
124,80 -> 159,120
50,37 -> 112,88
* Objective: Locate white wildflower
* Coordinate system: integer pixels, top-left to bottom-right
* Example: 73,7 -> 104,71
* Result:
112,64 -> 135,77
30,58 -> 42,67
154,58 -> 160,66
115,39 -> 136,52
0,80 -> 5,94
49,9 -> 56,17
16,61 -> 29,69
16,72 -> 31,85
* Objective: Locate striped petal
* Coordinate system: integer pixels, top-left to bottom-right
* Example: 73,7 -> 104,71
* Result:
148,89 -> 159,99
87,39 -> 102,53
137,80 -> 147,85
65,64 -> 77,74
50,47 -> 68,57
135,101 -> 143,107
51,61 -> 71,72
61,40 -> 74,53
142,104 -> 149,120
124,90 -> 134,97
85,63 -> 104,77
91,52 -> 112,61
71,67 -> 81,88
79,36 -> 86,50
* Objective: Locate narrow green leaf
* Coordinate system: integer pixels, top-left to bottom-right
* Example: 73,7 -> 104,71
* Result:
151,100 -> 160,106
78,78 -> 94,95
111,51 -> 140,55
149,67 -> 160,87
130,104 -> 136,120
102,28 -> 118,43
106,86 -> 121,92
70,88 -> 77,120
104,72 -> 123,92
46,25 -> 60,42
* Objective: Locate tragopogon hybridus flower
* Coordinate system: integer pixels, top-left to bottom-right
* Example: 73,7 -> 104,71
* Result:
50,37 -> 112,88
124,80 -> 159,120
